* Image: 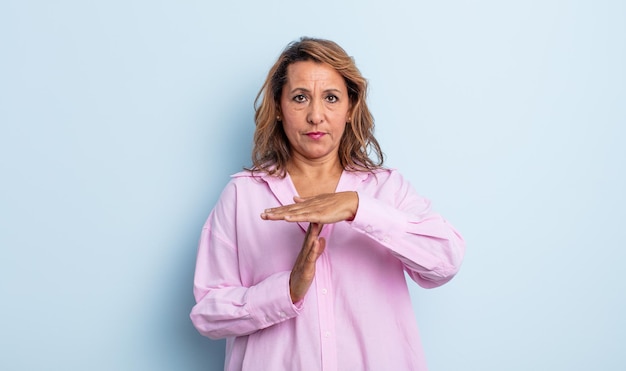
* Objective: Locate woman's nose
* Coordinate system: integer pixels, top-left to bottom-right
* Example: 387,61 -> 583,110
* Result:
306,99 -> 324,125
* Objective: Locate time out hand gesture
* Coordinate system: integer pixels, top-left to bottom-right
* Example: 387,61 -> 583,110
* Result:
260,191 -> 359,224
260,191 -> 358,303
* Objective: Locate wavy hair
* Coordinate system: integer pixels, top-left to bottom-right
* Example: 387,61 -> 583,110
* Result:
249,37 -> 384,177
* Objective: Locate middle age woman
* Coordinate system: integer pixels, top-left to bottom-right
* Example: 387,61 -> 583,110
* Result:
191,37 -> 465,371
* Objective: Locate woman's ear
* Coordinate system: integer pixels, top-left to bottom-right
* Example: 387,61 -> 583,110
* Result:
276,105 -> 282,122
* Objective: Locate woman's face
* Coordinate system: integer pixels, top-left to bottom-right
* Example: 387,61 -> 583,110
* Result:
280,60 -> 351,164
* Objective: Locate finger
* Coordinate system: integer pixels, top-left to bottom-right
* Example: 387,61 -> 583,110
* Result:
266,200 -> 315,214
316,236 -> 326,256
307,222 -> 324,238
294,223 -> 323,274
304,238 -> 321,263
290,234 -> 325,303
260,204 -> 308,220
293,195 -> 311,203
263,195 -> 323,214
261,195 -> 333,220
263,208 -> 322,223
297,223 -> 323,266
284,211 -> 321,223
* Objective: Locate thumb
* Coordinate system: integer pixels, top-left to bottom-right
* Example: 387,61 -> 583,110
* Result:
309,237 -> 326,262
293,195 -> 309,203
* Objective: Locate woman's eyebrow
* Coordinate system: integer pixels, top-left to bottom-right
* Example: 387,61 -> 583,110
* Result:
288,87 -> 343,94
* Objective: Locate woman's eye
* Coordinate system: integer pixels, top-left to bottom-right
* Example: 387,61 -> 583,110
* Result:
293,95 -> 306,103
326,95 -> 338,103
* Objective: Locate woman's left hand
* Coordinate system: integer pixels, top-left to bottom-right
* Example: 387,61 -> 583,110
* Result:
261,191 -> 359,224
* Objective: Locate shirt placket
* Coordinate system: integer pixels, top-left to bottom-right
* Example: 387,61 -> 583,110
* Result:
315,224 -> 337,371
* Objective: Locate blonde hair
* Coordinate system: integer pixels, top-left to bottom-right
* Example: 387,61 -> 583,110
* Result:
249,37 -> 384,176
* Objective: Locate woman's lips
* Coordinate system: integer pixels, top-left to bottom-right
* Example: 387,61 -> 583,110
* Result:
306,132 -> 325,140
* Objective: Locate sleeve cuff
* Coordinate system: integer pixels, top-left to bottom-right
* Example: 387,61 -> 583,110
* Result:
245,271 -> 302,329
349,193 -> 406,245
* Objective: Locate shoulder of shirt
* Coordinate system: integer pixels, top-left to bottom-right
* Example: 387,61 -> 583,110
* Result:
368,167 -> 398,176
225,170 -> 269,187
230,170 -> 261,178
361,168 -> 411,188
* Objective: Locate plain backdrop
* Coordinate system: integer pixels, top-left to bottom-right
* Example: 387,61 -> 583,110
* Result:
1,1 -> 625,370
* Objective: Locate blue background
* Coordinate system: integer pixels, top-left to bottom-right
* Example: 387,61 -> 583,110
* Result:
1,1 -> 624,370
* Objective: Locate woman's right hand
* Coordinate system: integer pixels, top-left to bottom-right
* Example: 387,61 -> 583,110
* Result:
289,222 -> 326,303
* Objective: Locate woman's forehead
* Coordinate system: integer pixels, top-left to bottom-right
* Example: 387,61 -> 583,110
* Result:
284,61 -> 347,90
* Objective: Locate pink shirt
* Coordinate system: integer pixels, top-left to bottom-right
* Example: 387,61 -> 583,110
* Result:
190,169 -> 465,370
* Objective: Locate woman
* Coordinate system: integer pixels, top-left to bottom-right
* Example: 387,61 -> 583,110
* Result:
190,37 -> 465,370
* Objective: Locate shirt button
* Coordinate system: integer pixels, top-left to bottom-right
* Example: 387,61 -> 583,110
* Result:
365,225 -> 373,233
321,288 -> 328,295
324,331 -> 331,338
279,311 -> 286,318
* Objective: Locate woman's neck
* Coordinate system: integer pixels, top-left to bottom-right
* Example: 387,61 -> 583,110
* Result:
287,156 -> 343,197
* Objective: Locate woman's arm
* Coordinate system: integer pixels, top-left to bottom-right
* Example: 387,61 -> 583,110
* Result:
190,222 -> 302,339
190,182 -> 304,340
258,171 -> 465,288
349,190 -> 465,288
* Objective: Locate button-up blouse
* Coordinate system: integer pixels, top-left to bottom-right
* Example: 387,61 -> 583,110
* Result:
190,169 -> 465,370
